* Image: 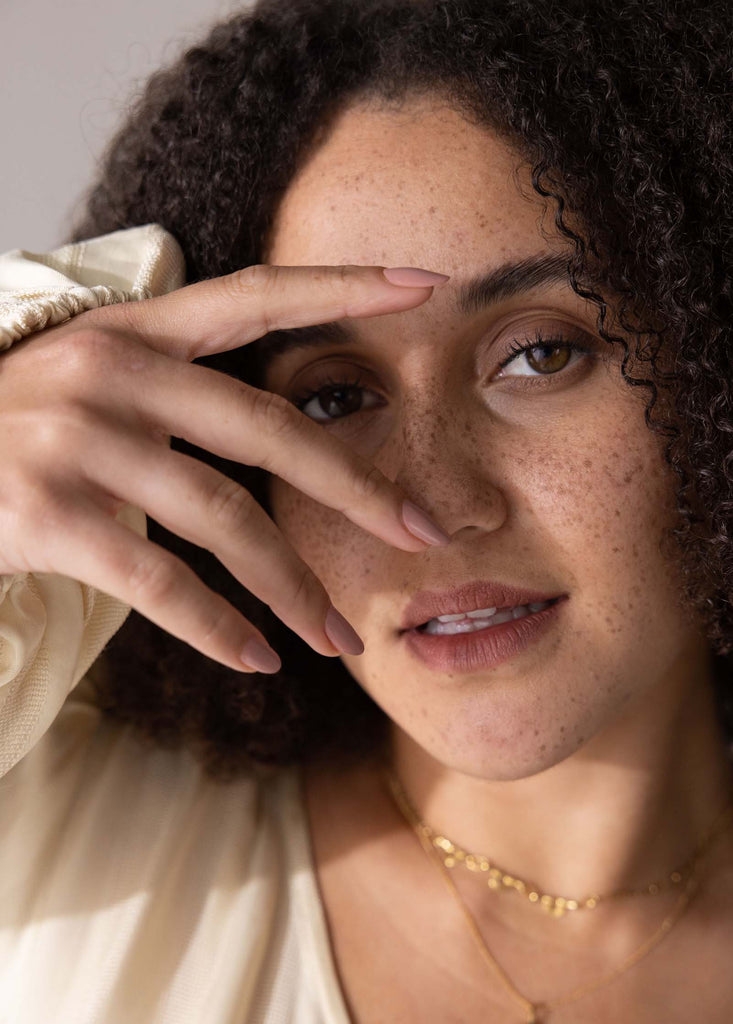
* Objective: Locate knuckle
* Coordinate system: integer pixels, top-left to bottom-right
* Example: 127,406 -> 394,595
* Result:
55,327 -> 130,388
206,477 -> 258,533
27,399 -> 100,461
335,264 -> 351,286
197,599 -> 239,650
229,263 -> 271,295
219,265 -> 282,338
250,387 -> 300,441
348,461 -> 384,504
8,473 -> 64,529
229,264 -> 282,336
287,563 -> 325,614
126,551 -> 179,605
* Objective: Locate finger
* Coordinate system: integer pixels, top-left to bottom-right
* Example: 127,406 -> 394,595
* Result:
51,497 -> 284,674
114,354 -> 451,552
81,431 -> 361,658
113,263 -> 449,360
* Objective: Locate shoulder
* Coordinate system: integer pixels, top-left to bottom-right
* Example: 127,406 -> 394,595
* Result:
0,685 -> 301,881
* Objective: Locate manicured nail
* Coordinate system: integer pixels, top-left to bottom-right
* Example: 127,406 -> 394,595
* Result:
382,267 -> 450,288
402,500 -> 451,546
325,605 -> 365,655
241,638 -> 282,673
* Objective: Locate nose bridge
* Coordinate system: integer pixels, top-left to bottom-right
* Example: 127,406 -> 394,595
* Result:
386,387 -> 509,534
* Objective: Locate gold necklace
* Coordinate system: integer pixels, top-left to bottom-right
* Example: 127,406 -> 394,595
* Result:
387,769 -> 733,919
384,768 -> 729,1023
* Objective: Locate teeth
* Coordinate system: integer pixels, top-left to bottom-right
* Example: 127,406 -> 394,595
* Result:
421,599 -> 553,636
467,606 -> 498,619
436,606 -> 497,623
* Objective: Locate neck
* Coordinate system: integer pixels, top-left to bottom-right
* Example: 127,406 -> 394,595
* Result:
385,649 -> 732,907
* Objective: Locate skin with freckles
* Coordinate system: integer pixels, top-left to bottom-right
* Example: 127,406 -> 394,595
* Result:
263,95 -> 709,782
262,94 -> 733,1021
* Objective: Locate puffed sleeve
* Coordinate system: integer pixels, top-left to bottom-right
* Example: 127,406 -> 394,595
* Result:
0,224 -> 186,778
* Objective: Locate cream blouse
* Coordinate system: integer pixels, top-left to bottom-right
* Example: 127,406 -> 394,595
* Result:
0,226 -> 351,1024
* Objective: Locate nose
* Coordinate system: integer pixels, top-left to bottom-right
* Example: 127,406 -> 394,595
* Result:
382,402 -> 509,539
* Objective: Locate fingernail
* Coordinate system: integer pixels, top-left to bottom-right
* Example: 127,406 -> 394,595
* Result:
241,638 -> 282,673
382,267 -> 450,288
401,500 -> 451,546
325,605 -> 365,655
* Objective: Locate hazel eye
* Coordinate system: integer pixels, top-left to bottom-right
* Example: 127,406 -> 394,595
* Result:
496,337 -> 592,379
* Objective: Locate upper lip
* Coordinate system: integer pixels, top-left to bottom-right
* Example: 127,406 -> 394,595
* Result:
399,580 -> 564,632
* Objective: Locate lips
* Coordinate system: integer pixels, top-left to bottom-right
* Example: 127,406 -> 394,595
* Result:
399,580 -> 564,633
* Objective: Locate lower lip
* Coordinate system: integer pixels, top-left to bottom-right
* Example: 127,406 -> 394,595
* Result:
401,597 -> 567,674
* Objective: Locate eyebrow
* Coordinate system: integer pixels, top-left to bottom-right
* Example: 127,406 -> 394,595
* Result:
256,252 -> 571,366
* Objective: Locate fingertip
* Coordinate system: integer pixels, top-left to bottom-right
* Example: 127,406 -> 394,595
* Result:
382,267 -> 451,288
241,637 -> 282,673
325,605 -> 365,655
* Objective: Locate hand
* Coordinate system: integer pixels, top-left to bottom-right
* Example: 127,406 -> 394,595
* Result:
0,264 -> 451,673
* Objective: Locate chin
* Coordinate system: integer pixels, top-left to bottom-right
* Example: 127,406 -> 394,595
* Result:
407,701 -> 599,782
435,741 -> 583,783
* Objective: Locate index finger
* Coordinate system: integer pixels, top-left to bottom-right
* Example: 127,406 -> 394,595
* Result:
117,264 -> 450,360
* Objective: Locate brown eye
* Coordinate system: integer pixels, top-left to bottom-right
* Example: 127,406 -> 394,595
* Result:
525,345 -> 572,374
294,375 -> 384,423
496,336 -> 592,380
313,384 -> 364,419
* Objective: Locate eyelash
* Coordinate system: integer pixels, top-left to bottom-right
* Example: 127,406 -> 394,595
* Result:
291,331 -> 593,421
292,372 -> 371,418
498,331 -> 592,374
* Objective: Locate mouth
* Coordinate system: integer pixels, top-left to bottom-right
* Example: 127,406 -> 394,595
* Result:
398,579 -> 566,634
411,597 -> 561,636
400,594 -> 567,674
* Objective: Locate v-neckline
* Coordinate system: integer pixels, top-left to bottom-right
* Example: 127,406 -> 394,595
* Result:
273,763 -> 355,1024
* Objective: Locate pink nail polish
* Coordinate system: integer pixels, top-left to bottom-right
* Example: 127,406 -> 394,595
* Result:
241,638 -> 282,673
382,267 -> 450,288
402,500 -> 451,546
325,606 -> 365,655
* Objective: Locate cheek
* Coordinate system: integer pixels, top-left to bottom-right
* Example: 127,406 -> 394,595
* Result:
269,479 -> 378,610
268,402 -> 696,781
524,416 -> 685,661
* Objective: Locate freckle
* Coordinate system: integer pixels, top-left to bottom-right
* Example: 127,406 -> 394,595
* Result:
539,744 -> 546,752
533,729 -> 540,737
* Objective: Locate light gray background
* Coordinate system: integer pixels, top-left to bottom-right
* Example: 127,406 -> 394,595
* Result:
1,0 -> 249,253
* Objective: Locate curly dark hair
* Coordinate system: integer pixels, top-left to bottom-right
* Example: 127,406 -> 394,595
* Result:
71,0 -> 733,781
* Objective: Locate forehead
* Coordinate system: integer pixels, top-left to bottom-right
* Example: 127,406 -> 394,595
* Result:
266,94 -> 562,271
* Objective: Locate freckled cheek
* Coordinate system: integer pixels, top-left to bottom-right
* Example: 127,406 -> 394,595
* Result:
269,480 -> 380,607
535,430 -> 680,630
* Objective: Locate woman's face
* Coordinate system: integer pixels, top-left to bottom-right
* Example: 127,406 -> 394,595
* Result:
262,94 -> 710,781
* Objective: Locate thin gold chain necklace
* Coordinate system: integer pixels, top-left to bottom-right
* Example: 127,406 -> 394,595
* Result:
387,771 -> 733,920
384,768 -> 729,1024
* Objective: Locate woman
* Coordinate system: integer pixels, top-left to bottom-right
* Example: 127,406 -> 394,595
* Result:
0,0 -> 731,1020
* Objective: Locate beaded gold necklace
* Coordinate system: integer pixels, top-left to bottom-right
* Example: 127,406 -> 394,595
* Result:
384,768 -> 732,1023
